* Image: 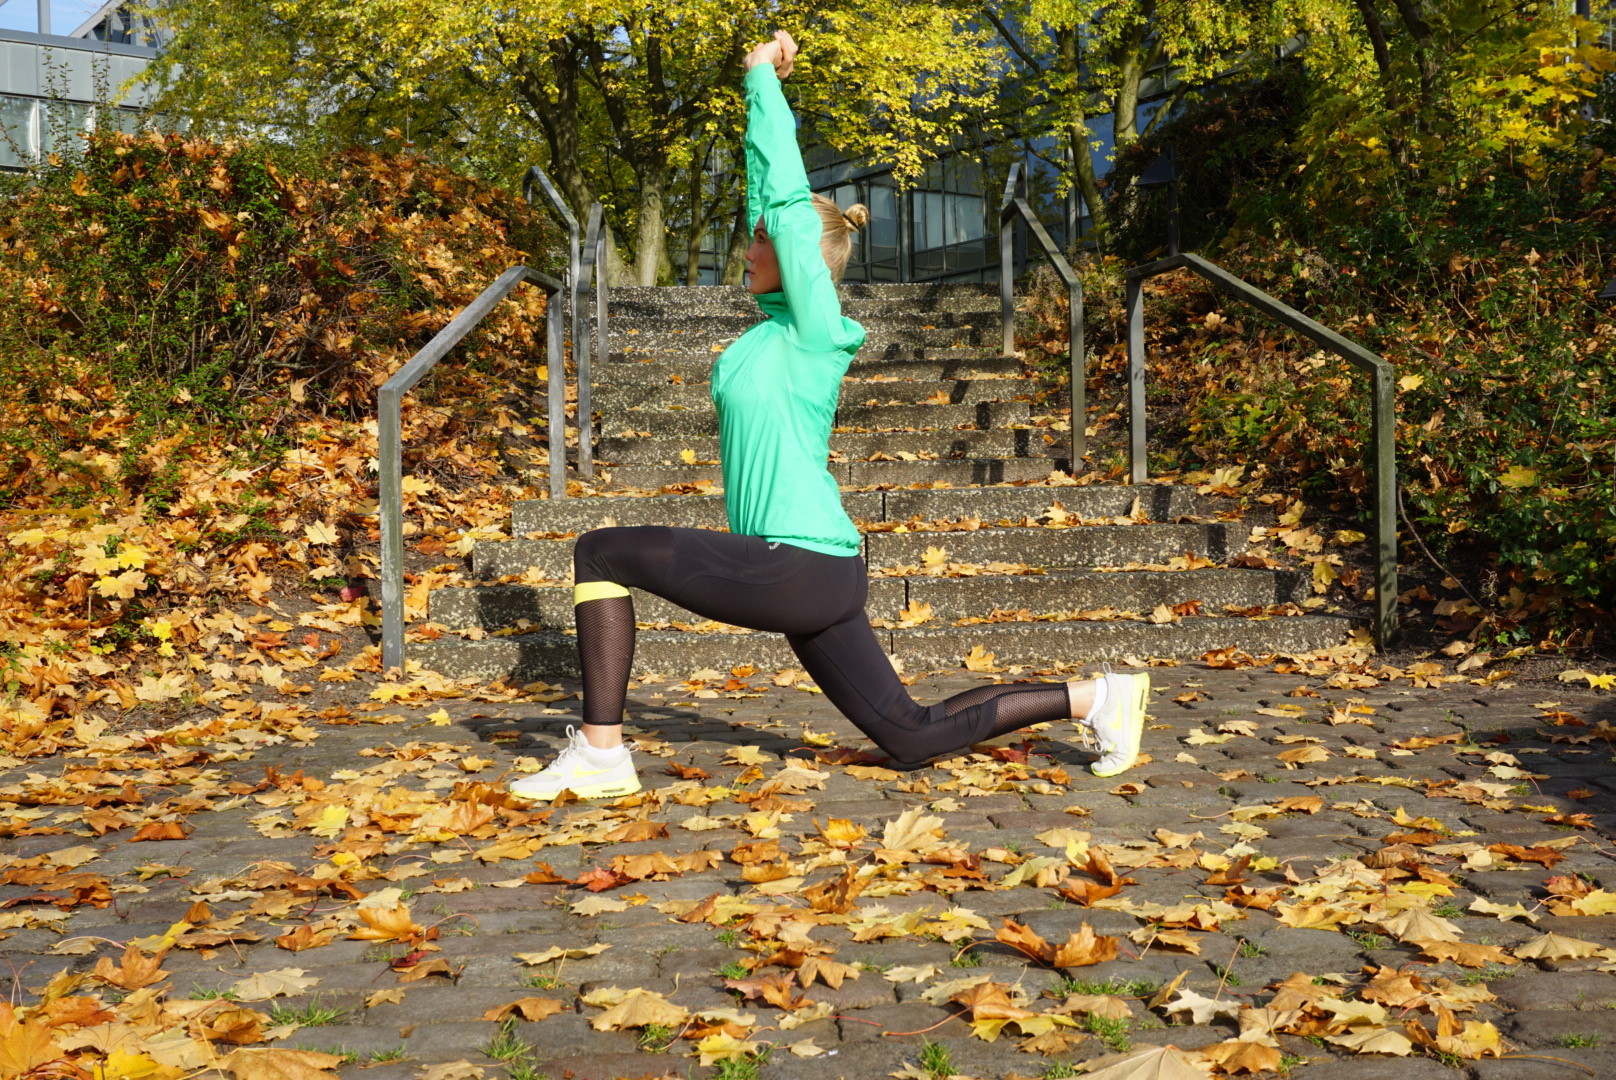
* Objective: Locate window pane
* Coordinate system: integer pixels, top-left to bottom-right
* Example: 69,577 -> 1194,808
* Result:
0,95 -> 35,169
42,101 -> 91,158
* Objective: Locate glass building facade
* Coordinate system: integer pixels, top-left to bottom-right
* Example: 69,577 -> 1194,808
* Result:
0,5 -> 159,171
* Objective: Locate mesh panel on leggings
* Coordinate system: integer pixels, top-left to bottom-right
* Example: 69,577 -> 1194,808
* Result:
574,595 -> 636,726
981,685 -> 1073,740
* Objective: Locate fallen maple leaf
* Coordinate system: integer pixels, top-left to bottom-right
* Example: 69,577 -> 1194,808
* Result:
220,1048 -> 349,1080
90,943 -> 169,990
589,988 -> 689,1031
996,918 -> 1118,968
481,997 -> 566,1022
348,903 -> 426,944
1076,1044 -> 1211,1079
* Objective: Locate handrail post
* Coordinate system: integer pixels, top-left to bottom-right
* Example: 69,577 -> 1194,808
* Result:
377,265 -> 566,674
1068,274 -> 1085,466
577,203 -> 604,481
1000,159 -> 1088,475
999,163 -> 1019,358
1125,275 -> 1147,484
1371,364 -> 1399,648
1123,251 -> 1399,650
594,223 -> 608,463
378,384 -> 405,676
524,166 -> 583,484
546,279 -> 567,500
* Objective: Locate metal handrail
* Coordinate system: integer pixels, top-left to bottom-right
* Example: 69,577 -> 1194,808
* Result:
379,265 -> 565,673
1124,251 -> 1398,649
999,161 -> 1086,467
523,166 -> 581,367
576,203 -> 608,481
522,164 -> 607,482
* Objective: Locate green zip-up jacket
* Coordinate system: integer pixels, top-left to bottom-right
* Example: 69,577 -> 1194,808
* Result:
710,63 -> 867,558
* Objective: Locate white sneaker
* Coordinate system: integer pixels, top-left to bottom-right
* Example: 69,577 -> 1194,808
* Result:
1083,667 -> 1150,777
507,725 -> 641,801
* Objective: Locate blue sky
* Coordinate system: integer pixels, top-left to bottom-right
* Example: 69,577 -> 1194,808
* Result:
0,0 -> 117,37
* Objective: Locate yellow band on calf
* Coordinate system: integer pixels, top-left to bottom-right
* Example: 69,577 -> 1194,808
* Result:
574,580 -> 630,605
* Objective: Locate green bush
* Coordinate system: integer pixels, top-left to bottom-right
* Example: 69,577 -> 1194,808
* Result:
1022,68 -> 1616,637
0,129 -> 565,508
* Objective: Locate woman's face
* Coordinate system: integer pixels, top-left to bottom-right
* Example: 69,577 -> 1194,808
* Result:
744,215 -> 781,295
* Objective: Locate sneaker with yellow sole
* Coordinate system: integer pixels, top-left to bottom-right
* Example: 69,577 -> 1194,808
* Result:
1084,667 -> 1150,777
507,725 -> 642,801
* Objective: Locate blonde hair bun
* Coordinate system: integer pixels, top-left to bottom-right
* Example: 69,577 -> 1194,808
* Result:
842,203 -> 870,231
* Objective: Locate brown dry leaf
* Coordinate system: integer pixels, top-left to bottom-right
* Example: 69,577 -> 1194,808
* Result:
220,1048 -> 349,1080
724,972 -> 813,1011
348,904 -> 426,944
589,988 -> 691,1031
1198,1040 -> 1282,1075
90,943 -> 169,990
603,820 -> 669,844
1412,940 -> 1519,969
0,1002 -> 64,1079
1275,745 -> 1332,767
1075,1044 -> 1211,1080
480,997 -> 566,1022
1057,879 -> 1123,906
395,958 -> 456,983
951,980 -> 1034,1021
996,918 -> 1118,968
804,867 -> 866,914
1514,932 -> 1605,960
274,924 -> 338,952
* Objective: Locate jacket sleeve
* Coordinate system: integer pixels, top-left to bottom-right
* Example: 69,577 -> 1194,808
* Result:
744,63 -> 849,353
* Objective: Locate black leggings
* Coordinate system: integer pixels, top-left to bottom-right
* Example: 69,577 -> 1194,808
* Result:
571,526 -> 1071,765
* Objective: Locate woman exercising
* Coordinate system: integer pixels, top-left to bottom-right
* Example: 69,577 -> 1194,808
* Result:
509,30 -> 1148,802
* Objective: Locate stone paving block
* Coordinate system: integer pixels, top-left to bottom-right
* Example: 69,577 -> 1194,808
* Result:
1471,1050 -> 1616,1080
1290,1059 -> 1458,1080
270,1025 -> 414,1059
531,1052 -> 699,1079
836,1003 -> 967,1043
1493,971 -> 1616,1011
1506,1008 -> 1616,1048
393,1021 -> 503,1061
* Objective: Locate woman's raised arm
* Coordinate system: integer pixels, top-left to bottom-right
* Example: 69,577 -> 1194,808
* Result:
742,33 -> 848,352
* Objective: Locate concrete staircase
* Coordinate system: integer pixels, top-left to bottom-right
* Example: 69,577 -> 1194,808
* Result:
413,282 -> 1355,681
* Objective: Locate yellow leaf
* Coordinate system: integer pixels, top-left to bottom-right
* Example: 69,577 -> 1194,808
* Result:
680,448 -> 697,464
1397,374 -> 1425,392
1499,465 -> 1537,489
963,644 -> 1000,672
304,522 -> 339,545
428,708 -> 453,726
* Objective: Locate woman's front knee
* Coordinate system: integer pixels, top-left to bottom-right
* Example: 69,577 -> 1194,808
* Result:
573,525 -> 670,582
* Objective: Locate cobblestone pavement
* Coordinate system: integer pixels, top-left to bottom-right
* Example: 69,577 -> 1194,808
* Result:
3,663 -> 1615,1080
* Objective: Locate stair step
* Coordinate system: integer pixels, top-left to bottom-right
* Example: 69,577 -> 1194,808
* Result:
593,457 -> 1063,492
472,521 -> 1246,580
601,400 -> 1031,438
598,428 -> 1059,464
608,282 -> 998,306
596,376 -> 1040,413
408,614 -> 1356,682
429,569 -> 1305,632
510,485 -> 1213,535
612,327 -> 1001,359
613,312 -> 995,334
594,356 -> 1026,386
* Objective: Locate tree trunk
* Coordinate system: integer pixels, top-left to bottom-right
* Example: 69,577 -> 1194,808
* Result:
1389,0 -> 1439,120
722,199 -> 750,285
1057,27 -> 1107,245
632,160 -> 669,287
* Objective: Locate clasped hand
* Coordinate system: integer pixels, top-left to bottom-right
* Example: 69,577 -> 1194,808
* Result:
744,30 -> 798,80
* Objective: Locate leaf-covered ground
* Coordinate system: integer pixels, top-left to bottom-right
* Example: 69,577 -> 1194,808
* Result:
3,644 -> 1614,1080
